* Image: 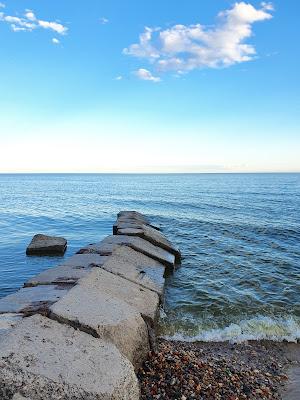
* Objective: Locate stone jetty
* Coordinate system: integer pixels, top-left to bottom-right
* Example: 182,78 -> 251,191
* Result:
0,211 -> 180,399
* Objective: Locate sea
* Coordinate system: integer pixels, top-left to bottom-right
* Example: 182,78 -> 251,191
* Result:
0,173 -> 299,342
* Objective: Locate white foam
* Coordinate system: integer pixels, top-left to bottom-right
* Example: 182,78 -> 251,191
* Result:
161,315 -> 300,343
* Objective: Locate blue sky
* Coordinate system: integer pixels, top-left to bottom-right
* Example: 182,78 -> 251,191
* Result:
0,0 -> 299,172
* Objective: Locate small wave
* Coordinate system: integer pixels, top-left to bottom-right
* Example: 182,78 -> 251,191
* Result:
161,315 -> 300,343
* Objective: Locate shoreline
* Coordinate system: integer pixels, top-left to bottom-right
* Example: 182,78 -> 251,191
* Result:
138,339 -> 300,399
0,210 -> 298,399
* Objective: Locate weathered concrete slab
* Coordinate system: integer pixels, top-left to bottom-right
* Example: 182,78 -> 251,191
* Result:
0,314 -> 140,400
117,223 -> 181,261
101,246 -> 165,298
0,313 -> 23,337
114,222 -> 143,232
0,285 -> 70,315
25,255 -> 108,287
117,211 -> 149,223
26,234 -> 67,256
50,281 -> 150,368
81,268 -> 159,324
61,253 -> 108,267
113,211 -> 160,234
79,235 -> 175,269
25,264 -> 92,287
117,227 -> 143,235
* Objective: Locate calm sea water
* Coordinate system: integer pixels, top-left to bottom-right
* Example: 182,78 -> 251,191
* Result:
0,173 -> 299,342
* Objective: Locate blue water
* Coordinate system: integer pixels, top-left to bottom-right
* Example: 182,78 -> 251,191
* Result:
0,173 -> 299,342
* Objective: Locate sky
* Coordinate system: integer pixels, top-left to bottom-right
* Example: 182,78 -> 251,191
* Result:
0,0 -> 299,173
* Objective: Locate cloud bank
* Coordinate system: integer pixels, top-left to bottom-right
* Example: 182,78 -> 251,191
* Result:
0,8 -> 68,35
124,2 -> 274,80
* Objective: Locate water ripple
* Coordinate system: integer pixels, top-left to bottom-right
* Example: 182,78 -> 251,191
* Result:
0,173 -> 299,341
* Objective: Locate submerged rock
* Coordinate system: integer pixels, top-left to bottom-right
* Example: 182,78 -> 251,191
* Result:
26,234 -> 67,256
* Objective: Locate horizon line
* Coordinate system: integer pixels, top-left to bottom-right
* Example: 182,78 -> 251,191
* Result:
0,171 -> 299,175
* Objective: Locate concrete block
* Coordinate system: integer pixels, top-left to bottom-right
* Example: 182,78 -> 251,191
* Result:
117,211 -> 149,223
26,234 -> 67,256
118,224 -> 181,262
61,254 -> 108,268
25,264 -> 92,287
0,314 -> 23,337
0,285 -> 70,315
0,314 -> 140,400
81,268 -> 159,324
79,235 -> 175,269
50,279 -> 150,368
25,254 -> 109,287
114,211 -> 161,233
101,246 -> 165,298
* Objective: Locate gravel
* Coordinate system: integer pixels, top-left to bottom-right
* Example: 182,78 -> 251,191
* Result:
138,339 -> 293,399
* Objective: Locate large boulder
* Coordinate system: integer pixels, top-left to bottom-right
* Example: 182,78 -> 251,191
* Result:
0,314 -> 140,400
26,234 -> 67,256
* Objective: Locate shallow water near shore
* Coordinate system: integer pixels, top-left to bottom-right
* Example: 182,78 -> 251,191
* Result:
0,173 -> 299,342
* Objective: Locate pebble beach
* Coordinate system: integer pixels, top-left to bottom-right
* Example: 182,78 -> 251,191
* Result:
138,339 -> 300,399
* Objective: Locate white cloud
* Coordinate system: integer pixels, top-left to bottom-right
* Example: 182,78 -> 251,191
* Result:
124,27 -> 160,59
38,20 -> 67,34
0,8 -> 68,35
52,38 -> 60,44
25,10 -> 36,21
100,17 -> 109,25
124,2 -> 273,77
115,75 -> 123,80
261,2 -> 275,11
135,68 -> 161,82
0,3 -> 5,8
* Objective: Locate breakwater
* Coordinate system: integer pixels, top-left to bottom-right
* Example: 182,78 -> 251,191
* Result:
0,211 -> 181,399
